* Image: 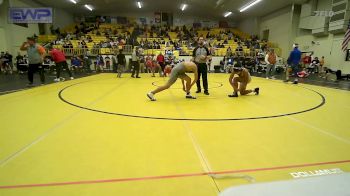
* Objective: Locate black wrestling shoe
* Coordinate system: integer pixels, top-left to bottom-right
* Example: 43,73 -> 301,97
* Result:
26,83 -> 34,87
195,90 -> 201,93
228,93 -> 238,98
293,80 -> 298,84
186,94 -> 197,99
204,91 -> 210,95
254,88 -> 260,95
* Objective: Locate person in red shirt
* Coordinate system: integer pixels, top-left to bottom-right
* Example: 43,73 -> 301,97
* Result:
302,54 -> 311,68
156,52 -> 165,77
152,58 -> 161,77
164,65 -> 172,77
49,46 -> 73,82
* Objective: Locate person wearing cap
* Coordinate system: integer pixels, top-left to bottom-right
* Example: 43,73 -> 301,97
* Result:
48,45 -> 74,82
20,37 -> 46,86
228,63 -> 259,98
286,43 -> 302,84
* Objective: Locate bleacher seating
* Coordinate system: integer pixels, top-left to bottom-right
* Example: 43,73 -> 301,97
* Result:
47,23 -> 282,57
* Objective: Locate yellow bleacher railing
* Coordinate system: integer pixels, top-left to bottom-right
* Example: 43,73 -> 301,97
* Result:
48,45 -> 133,56
38,35 -> 57,43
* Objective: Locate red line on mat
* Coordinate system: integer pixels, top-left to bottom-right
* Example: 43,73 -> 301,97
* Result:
1,160 -> 349,189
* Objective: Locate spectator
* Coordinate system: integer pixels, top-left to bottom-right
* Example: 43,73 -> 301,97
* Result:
0,51 -> 12,74
207,57 -> 212,72
308,56 -> 320,74
227,47 -> 232,56
105,56 -> 111,70
286,44 -> 302,84
157,52 -> 165,76
117,49 -> 126,78
302,53 -> 312,68
236,43 -> 243,57
71,55 -> 83,73
131,49 -> 140,78
4,51 -> 13,73
83,55 -> 92,73
20,37 -> 46,86
96,55 -> 104,72
245,57 -> 256,73
265,48 -> 277,79
16,52 -> 27,74
319,56 -> 325,77
139,55 -> 146,73
145,56 -> 154,75
0,52 -> 6,73
49,46 -> 73,82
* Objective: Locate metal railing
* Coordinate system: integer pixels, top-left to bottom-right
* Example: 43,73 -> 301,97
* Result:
48,45 -> 133,57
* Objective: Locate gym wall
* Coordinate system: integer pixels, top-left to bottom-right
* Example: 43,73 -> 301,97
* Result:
259,6 -> 293,60
239,0 -> 350,73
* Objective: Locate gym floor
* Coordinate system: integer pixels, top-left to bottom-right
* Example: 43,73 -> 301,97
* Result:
0,73 -> 349,195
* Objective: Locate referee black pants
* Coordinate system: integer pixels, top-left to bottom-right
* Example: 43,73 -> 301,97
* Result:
196,63 -> 208,92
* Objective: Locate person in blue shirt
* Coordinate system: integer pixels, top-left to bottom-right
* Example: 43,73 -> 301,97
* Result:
286,43 -> 302,84
71,55 -> 82,73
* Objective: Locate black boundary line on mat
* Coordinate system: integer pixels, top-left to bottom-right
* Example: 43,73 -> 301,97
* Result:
0,89 -> 25,95
58,81 -> 326,121
151,81 -> 224,89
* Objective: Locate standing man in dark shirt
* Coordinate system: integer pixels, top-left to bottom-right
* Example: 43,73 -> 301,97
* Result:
117,49 -> 126,78
193,37 -> 211,95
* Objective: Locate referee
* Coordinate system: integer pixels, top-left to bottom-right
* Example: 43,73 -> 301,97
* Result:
193,37 -> 211,95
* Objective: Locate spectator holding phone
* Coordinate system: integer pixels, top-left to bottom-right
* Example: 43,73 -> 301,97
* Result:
20,37 -> 46,86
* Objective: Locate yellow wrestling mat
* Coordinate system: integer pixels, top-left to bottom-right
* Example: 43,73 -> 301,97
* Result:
0,73 -> 349,195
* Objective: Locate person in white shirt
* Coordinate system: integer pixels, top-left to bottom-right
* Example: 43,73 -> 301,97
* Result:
265,48 -> 277,79
131,49 -> 140,78
308,56 -> 320,74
